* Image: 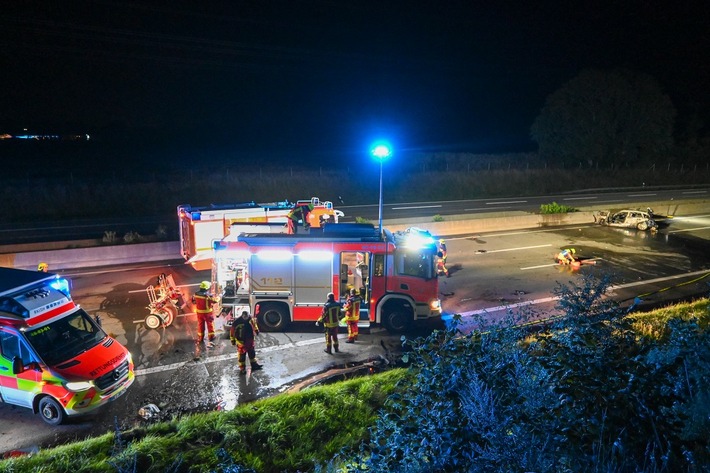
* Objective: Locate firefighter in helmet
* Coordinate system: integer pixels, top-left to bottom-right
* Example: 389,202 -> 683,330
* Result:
192,281 -> 218,343
316,292 -> 342,354
436,251 -> 450,277
343,288 -> 361,343
230,310 -> 263,375
556,248 -> 577,265
37,262 -> 49,272
438,239 -> 448,264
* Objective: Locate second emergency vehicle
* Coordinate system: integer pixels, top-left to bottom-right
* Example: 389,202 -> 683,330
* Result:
212,224 -> 442,333
178,197 -> 343,270
0,268 -> 134,425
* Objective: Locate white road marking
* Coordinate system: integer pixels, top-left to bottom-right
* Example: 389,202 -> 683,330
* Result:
628,193 -> 657,197
486,200 -> 527,205
391,205 -> 442,210
667,226 -> 710,233
475,244 -> 552,254
562,196 -> 597,201
464,206 -> 512,211
456,269 -> 710,319
681,191 -> 707,194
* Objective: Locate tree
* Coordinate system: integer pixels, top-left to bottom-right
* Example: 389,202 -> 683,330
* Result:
530,68 -> 676,168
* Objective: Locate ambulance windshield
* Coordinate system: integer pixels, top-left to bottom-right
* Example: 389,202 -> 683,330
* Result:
25,309 -> 107,366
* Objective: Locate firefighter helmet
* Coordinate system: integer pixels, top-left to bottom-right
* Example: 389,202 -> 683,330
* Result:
37,262 -> 49,272
570,248 -> 576,254
350,288 -> 357,296
327,292 -> 335,302
241,310 -> 250,319
199,281 -> 211,290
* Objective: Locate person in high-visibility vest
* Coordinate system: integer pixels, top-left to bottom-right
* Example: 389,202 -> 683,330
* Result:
316,292 -> 342,354
343,288 -> 361,343
192,281 -> 218,343
230,310 -> 263,375
556,248 -> 577,265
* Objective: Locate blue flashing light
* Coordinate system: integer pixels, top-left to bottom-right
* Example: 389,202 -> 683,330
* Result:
50,277 -> 72,297
402,228 -> 436,248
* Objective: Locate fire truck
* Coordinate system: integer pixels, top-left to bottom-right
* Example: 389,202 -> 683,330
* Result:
178,197 -> 343,271
0,268 -> 134,425
211,224 -> 442,333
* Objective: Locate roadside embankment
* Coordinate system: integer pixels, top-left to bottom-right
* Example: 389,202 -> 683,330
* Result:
1,199 -> 707,271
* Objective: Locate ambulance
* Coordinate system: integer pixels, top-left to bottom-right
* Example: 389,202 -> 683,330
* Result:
0,267 -> 134,425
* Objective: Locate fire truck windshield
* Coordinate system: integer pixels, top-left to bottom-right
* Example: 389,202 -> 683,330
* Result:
397,248 -> 436,279
24,309 -> 107,366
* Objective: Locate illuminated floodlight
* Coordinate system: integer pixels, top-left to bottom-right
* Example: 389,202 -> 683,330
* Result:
297,250 -> 333,261
256,250 -> 293,261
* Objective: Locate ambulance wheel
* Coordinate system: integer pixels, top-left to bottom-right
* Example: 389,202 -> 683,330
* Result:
145,313 -> 164,329
258,304 -> 289,332
38,396 -> 66,425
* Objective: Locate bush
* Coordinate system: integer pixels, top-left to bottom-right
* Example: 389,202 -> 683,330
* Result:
334,275 -> 710,472
539,201 -> 577,214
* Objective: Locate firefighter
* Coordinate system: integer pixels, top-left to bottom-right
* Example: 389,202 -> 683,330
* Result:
316,292 -> 342,354
286,202 -> 315,234
37,262 -> 49,272
192,281 -> 218,343
436,251 -> 450,277
438,239 -> 448,264
343,288 -> 361,343
230,310 -> 263,375
556,248 -> 577,265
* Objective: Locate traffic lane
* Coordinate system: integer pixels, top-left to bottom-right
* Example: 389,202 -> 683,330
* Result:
439,220 -> 710,328
338,188 -> 709,220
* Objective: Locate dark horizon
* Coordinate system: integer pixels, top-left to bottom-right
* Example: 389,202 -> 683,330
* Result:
2,1 -> 708,173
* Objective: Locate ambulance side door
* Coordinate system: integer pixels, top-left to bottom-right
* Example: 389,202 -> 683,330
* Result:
0,329 -> 40,407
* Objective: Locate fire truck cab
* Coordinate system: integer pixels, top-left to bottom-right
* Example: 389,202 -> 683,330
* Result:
212,224 -> 442,333
0,268 -> 134,425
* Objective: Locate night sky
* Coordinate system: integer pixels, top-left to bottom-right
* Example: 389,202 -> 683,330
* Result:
1,1 -> 708,168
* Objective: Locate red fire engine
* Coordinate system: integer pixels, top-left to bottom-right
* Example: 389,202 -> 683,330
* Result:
178,197 -> 343,270
212,224 -> 442,333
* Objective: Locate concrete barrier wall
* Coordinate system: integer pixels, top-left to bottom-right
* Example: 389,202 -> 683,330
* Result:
0,241 -> 182,272
1,199 -> 707,271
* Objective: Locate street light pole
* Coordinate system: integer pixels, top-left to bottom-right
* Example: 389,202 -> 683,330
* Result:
370,142 -> 392,235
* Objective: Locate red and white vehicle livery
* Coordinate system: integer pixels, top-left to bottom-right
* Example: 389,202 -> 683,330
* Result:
212,224 -> 442,333
0,268 -> 134,424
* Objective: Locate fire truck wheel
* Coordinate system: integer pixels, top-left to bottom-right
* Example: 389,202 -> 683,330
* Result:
258,304 -> 289,332
145,313 -> 165,330
382,309 -> 410,334
38,396 -> 66,425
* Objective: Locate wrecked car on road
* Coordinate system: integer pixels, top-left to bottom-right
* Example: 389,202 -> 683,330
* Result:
593,209 -> 658,231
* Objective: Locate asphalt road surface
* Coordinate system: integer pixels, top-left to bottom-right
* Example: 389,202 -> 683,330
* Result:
1,187 -> 707,245
1,211 -> 710,455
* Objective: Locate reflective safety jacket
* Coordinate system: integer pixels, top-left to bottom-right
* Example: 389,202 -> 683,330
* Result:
318,301 -> 342,328
344,295 -> 361,323
193,288 -> 217,314
230,315 -> 259,345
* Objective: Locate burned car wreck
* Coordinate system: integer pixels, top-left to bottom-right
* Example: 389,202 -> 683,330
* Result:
593,209 -> 659,231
